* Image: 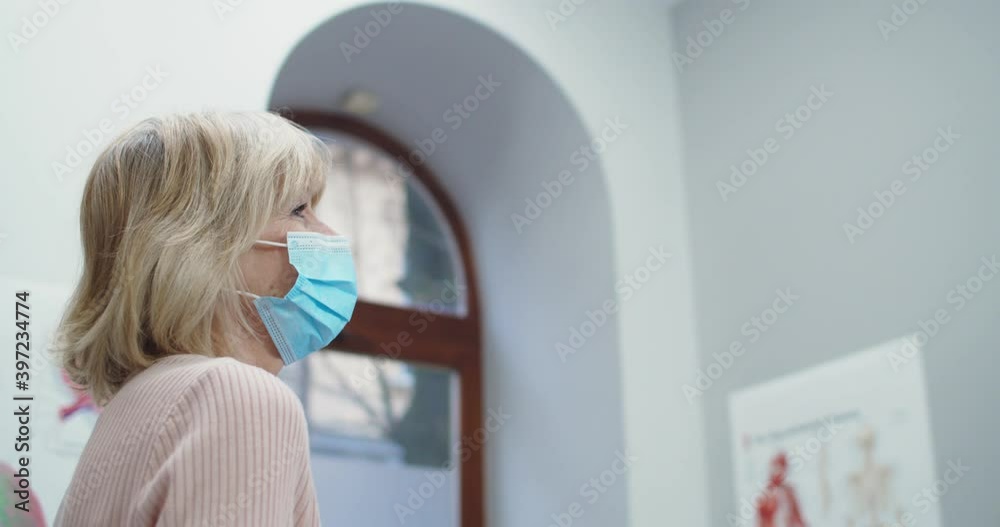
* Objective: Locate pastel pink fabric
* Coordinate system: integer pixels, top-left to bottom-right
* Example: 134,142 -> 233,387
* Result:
55,354 -> 320,526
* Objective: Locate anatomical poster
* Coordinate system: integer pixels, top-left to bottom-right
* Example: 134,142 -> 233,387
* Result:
728,336 -> 941,527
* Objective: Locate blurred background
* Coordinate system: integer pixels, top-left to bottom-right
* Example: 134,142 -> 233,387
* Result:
1,0 -> 997,526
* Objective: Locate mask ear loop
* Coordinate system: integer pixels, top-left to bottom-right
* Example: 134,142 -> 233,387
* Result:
235,239 -> 286,299
254,240 -> 288,248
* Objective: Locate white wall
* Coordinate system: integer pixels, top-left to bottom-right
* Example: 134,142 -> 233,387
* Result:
310,454 -> 458,526
672,0 -> 999,524
1,1 -> 706,526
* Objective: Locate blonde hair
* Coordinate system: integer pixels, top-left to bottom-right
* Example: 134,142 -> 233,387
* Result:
55,111 -> 330,404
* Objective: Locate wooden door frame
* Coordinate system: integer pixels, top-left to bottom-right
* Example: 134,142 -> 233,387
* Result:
286,109 -> 484,527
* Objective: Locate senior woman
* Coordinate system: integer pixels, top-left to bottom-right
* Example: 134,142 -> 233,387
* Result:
52,112 -> 356,526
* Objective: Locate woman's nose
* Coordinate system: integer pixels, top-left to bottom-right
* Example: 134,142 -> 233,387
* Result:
312,220 -> 337,236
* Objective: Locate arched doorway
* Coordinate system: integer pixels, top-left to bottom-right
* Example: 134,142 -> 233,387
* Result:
270,4 -> 626,526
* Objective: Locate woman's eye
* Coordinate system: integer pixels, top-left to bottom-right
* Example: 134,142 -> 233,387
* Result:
291,203 -> 307,217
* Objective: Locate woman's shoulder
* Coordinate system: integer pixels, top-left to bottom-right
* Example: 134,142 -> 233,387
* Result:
143,354 -> 281,384
167,355 -> 300,406
121,354 -> 304,421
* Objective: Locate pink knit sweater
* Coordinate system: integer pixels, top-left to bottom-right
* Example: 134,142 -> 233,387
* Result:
54,354 -> 320,526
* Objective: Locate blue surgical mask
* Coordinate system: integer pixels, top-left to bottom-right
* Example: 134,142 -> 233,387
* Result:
240,232 -> 358,364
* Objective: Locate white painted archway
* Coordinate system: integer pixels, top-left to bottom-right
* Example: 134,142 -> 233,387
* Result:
270,4 -> 627,526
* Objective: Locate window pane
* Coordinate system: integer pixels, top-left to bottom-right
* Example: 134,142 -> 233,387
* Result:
281,349 -> 458,469
279,351 -> 460,527
309,128 -> 467,316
